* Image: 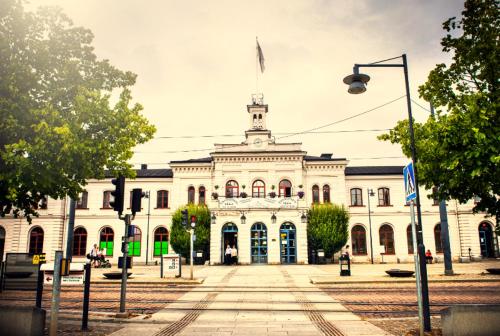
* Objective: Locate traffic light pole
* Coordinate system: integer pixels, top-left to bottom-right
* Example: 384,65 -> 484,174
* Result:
119,214 -> 130,314
190,228 -> 194,280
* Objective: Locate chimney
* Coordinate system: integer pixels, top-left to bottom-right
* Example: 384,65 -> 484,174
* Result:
140,164 -> 147,170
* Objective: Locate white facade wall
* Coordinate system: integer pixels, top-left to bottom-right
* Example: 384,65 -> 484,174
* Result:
1,103 -> 498,264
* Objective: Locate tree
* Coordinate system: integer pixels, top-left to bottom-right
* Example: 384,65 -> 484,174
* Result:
0,0 -> 156,222
307,203 -> 349,260
169,204 -> 211,261
379,0 -> 499,230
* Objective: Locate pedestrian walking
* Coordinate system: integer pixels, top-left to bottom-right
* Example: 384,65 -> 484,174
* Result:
425,249 -> 433,264
231,244 -> 238,265
225,244 -> 232,265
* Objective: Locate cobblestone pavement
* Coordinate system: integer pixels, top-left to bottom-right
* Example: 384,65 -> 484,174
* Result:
0,283 -> 189,314
321,281 -> 500,335
321,281 -> 500,318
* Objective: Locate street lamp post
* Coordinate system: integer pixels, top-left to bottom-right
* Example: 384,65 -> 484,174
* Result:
367,188 -> 375,264
144,191 -> 151,266
343,54 -> 431,332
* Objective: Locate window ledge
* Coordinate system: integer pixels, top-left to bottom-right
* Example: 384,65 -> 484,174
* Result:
377,205 -> 393,207
100,208 -> 113,210
154,207 -> 170,210
349,205 -> 366,207
76,208 -> 89,210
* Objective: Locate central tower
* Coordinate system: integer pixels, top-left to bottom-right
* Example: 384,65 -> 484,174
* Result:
245,94 -> 271,149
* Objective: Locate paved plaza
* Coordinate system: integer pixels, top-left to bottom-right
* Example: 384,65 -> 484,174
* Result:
110,265 -> 392,336
2,260 -> 499,335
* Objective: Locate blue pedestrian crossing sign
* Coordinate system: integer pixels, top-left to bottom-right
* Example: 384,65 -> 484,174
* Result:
403,162 -> 416,202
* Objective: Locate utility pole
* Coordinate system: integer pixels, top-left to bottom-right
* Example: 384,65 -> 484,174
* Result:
119,214 -> 130,313
49,250 -> 63,336
367,188 -> 375,264
145,191 -> 151,266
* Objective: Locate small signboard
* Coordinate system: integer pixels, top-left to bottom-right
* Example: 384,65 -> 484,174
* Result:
403,162 -> 417,202
162,254 -> 181,277
41,262 -> 85,286
32,253 -> 46,265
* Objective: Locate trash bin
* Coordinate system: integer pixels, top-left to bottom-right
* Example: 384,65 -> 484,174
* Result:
339,253 -> 351,276
317,249 -> 326,264
194,251 -> 204,265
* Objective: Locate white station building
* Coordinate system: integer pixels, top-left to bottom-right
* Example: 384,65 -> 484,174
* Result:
0,100 -> 498,265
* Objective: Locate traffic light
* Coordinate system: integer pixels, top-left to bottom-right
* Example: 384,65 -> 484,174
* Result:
191,215 -> 197,228
131,188 -> 145,215
110,176 -> 125,215
181,209 -> 188,228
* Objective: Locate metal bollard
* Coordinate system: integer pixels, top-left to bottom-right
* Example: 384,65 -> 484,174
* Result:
82,262 -> 91,331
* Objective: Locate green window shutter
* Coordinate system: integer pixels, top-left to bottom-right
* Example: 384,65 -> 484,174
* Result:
107,242 -> 114,256
162,242 -> 168,255
154,241 -> 161,256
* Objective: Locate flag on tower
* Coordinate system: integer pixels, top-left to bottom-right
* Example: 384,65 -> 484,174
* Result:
257,39 -> 265,73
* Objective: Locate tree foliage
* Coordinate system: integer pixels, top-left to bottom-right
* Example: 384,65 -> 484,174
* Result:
307,203 -> 349,259
0,0 -> 156,222
169,204 -> 211,261
379,0 -> 499,229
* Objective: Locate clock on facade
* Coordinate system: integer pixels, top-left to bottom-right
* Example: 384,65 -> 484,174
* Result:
253,138 -> 262,147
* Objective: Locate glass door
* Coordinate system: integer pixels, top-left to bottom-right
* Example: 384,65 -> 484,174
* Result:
251,223 -> 268,264
280,223 -> 296,264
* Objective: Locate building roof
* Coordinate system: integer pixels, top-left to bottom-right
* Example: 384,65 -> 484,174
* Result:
169,157 -> 212,164
345,166 -> 404,176
104,169 -> 173,178
304,155 -> 347,161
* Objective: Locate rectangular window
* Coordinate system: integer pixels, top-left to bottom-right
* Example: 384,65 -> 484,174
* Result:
378,188 -> 390,206
103,191 -> 112,209
350,189 -> 363,206
153,241 -> 169,256
76,191 -> 88,209
100,241 -> 114,256
128,241 -> 141,256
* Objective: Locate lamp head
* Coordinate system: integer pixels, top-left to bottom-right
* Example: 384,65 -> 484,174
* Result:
343,72 -> 370,94
240,213 -> 246,224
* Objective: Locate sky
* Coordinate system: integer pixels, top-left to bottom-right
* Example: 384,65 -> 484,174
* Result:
30,0 -> 465,168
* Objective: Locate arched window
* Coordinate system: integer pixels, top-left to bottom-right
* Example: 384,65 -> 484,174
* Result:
379,224 -> 395,255
378,188 -> 390,206
225,180 -> 239,198
188,186 -> 195,204
157,190 -> 169,208
100,227 -> 114,256
279,179 -> 292,197
407,225 -> 414,254
323,185 -> 331,203
434,224 -> 443,253
103,191 -> 112,209
73,227 -> 87,257
252,180 -> 266,198
312,185 -> 320,203
351,225 -> 367,255
128,227 -> 142,256
29,227 -> 44,254
76,191 -> 88,209
199,186 -> 206,205
154,227 -> 169,256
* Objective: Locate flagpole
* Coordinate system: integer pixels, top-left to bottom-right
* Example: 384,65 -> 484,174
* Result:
255,36 -> 259,95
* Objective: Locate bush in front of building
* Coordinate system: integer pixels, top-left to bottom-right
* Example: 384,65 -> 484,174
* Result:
170,204 -> 211,262
307,203 -> 349,261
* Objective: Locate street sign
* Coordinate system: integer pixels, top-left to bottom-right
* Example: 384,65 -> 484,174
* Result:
404,162 -> 417,202
32,253 -> 46,265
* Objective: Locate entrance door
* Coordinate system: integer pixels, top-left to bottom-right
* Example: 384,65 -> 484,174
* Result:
280,223 -> 296,264
479,222 -> 495,258
221,223 -> 238,263
251,223 -> 268,264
